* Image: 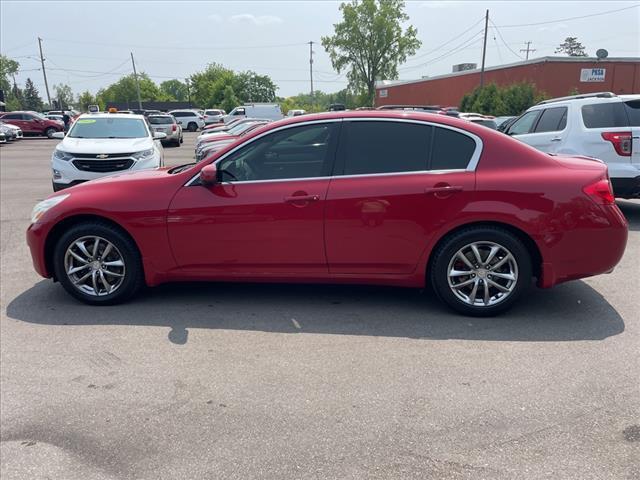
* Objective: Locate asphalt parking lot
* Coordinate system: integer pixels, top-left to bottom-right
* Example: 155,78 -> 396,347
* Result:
1,134 -> 639,479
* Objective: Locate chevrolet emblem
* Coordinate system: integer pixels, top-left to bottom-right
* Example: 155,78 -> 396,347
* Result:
96,154 -> 109,159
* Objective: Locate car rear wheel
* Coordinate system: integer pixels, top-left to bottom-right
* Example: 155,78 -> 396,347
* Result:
429,227 -> 531,316
53,222 -> 144,305
45,127 -> 56,138
187,122 -> 198,132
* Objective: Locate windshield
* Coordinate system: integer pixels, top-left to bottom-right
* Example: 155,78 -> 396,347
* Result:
148,116 -> 174,125
67,117 -> 149,138
230,122 -> 261,134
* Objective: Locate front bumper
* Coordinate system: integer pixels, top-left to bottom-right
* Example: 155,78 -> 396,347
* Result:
26,221 -> 51,279
51,154 -> 162,186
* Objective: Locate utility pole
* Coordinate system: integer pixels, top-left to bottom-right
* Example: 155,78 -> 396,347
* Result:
520,41 -> 536,60
37,37 -> 52,108
308,41 -> 314,105
480,10 -> 489,88
130,52 -> 143,110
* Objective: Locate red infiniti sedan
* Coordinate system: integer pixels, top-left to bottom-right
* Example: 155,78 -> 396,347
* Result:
26,111 -> 628,316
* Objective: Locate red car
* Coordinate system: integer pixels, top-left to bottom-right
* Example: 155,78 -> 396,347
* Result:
26,111 -> 628,316
0,111 -> 64,138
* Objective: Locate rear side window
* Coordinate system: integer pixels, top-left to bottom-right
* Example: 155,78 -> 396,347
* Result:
172,112 -> 185,117
340,121 -> 430,175
624,100 -> 640,127
581,103 -> 628,128
534,107 -> 568,133
3,113 -> 22,120
430,127 -> 477,170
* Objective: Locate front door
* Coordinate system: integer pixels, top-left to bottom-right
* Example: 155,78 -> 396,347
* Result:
325,120 -> 478,274
167,121 -> 340,275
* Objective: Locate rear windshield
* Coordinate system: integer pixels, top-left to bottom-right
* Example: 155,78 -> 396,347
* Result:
582,102 -> 630,128
68,118 -> 149,138
205,110 -> 221,115
148,116 -> 174,125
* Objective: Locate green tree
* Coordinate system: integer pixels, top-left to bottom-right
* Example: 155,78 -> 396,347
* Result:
189,63 -> 235,108
459,82 -> 547,116
160,79 -> 188,101
321,0 -> 421,106
220,85 -> 240,113
22,78 -> 44,111
233,71 -> 277,103
555,37 -> 587,57
53,83 -> 74,109
1,55 -> 22,110
77,90 -> 98,111
96,73 -> 162,106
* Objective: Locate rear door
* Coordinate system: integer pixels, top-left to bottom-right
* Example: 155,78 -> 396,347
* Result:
1,113 -> 27,131
324,120 -> 478,275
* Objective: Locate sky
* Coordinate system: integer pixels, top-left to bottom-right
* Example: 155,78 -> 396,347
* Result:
1,0 -> 639,101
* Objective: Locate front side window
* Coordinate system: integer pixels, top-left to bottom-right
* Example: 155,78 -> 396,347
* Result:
3,113 -> 22,120
582,102 -> 628,128
339,121 -> 430,175
67,118 -> 149,139
534,107 -> 568,133
217,123 -> 337,182
172,112 -> 185,117
508,110 -> 540,135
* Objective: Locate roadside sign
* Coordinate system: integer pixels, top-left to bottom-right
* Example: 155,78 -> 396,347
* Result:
580,68 -> 606,82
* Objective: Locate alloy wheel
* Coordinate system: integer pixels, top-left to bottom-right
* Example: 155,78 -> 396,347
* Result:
446,241 -> 518,307
64,235 -> 126,297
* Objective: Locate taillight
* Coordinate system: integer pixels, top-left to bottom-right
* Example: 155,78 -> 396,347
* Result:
172,124 -> 177,132
601,131 -> 632,157
583,178 -> 615,205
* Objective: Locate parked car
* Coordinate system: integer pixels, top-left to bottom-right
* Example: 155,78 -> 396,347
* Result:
201,117 -> 244,132
195,120 -> 270,161
204,109 -> 226,125
287,109 -> 306,117
49,113 -> 166,191
222,103 -> 283,123
0,122 -> 19,141
195,138 -> 237,162
169,110 -> 205,131
505,92 -> 640,198
0,132 -> 6,144
46,114 -> 65,125
0,111 -> 64,138
27,110 -> 628,316
196,119 -> 269,146
148,114 -> 183,147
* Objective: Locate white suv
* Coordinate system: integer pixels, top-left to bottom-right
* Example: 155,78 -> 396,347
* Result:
51,113 -> 165,191
168,110 -> 205,132
506,92 -> 640,199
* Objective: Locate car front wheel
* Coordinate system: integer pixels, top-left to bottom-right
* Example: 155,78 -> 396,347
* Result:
187,122 -> 198,132
45,127 -> 56,138
430,227 -> 532,316
53,222 -> 144,305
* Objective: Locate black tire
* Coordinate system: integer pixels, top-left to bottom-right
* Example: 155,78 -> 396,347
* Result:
45,127 -> 56,138
53,221 -> 144,305
179,135 -> 184,144
187,122 -> 198,132
173,138 -> 181,147
429,226 -> 532,317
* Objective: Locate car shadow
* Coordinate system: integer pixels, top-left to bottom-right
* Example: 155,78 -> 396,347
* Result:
6,279 -> 624,345
617,200 -> 640,232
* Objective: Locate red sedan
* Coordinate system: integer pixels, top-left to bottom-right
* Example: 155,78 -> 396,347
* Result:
26,111 -> 628,316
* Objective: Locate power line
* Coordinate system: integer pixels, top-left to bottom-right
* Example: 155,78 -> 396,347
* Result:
489,21 -> 523,60
494,4 -> 639,28
42,37 -> 308,51
520,41 -> 536,60
408,16 -> 485,63
399,30 -> 485,72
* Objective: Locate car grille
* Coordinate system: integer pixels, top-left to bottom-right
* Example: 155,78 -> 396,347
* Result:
72,152 -> 136,159
72,158 -> 134,172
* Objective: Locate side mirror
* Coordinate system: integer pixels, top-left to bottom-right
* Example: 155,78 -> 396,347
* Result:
199,163 -> 218,186
51,131 -> 65,139
153,132 -> 167,140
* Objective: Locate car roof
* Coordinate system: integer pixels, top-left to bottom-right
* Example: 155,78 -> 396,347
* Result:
78,113 -> 146,119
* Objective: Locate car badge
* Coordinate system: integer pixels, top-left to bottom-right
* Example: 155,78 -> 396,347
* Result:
96,154 -> 109,159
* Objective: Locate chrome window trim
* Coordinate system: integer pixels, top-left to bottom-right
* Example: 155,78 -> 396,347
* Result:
185,117 -> 483,186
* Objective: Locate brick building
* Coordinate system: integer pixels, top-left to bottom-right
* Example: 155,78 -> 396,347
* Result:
375,56 -> 640,108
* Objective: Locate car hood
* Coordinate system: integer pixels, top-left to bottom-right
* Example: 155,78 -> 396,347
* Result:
59,137 -> 153,154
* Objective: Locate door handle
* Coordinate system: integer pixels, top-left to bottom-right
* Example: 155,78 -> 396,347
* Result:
551,137 -> 562,142
284,194 -> 319,203
424,185 -> 463,194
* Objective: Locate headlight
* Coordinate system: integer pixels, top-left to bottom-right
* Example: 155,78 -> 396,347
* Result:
30,194 -> 70,224
132,148 -> 154,160
53,148 -> 74,161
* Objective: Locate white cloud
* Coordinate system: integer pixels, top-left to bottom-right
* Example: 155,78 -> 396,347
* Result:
229,14 -> 283,26
208,14 -> 223,23
538,23 -> 568,32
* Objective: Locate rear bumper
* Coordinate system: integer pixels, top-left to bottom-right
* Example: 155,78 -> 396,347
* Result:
538,204 -> 628,288
611,176 -> 640,199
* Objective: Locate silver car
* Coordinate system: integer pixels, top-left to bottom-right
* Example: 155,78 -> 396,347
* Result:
203,109 -> 225,125
147,114 -> 183,147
